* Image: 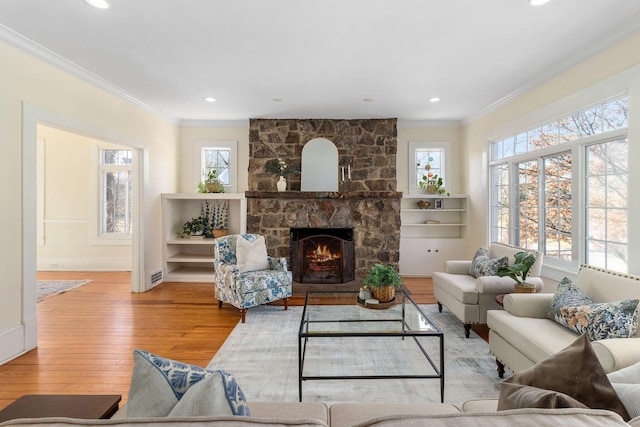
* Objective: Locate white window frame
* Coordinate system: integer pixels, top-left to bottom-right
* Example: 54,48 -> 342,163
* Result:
90,145 -> 133,246
408,141 -> 451,195
194,140 -> 238,193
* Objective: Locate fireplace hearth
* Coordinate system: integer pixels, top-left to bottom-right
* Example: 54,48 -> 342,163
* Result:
290,228 -> 355,284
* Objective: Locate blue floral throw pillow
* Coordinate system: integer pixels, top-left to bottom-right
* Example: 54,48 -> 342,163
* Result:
549,278 -> 639,340
469,248 -> 509,278
127,350 -> 250,417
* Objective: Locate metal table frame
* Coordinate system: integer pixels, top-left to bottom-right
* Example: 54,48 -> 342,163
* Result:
298,289 -> 444,402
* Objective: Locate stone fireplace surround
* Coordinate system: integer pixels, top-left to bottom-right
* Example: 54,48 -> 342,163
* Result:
246,118 -> 401,284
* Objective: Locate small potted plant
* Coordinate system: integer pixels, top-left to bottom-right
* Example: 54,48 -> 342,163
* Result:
198,169 -> 225,193
182,216 -> 208,239
497,251 -> 537,293
419,173 -> 449,195
363,263 -> 403,303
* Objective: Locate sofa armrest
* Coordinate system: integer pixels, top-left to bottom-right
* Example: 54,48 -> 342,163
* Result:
476,276 -> 544,294
503,292 -> 554,318
445,260 -> 472,275
593,337 -> 640,373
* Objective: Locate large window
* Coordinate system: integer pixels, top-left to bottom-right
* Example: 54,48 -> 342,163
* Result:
586,139 -> 628,271
100,149 -> 132,236
490,95 -> 628,272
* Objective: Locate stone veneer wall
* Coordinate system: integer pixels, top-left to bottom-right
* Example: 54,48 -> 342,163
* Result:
248,118 -> 397,192
246,118 -> 401,282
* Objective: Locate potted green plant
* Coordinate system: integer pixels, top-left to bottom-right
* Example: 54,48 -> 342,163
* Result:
182,202 -> 212,238
198,169 -> 225,193
497,251 -> 537,293
418,173 -> 449,195
363,263 -> 403,303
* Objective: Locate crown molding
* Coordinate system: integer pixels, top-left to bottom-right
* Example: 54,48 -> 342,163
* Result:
397,119 -> 462,129
0,24 -> 178,125
463,15 -> 640,125
179,119 -> 250,128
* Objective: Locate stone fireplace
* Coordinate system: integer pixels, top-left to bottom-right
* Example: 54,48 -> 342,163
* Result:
246,118 -> 401,284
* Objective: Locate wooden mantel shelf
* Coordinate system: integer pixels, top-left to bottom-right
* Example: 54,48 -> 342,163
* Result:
245,191 -> 403,199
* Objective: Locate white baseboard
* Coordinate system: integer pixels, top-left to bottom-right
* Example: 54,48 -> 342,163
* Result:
37,257 -> 132,271
0,326 -> 27,366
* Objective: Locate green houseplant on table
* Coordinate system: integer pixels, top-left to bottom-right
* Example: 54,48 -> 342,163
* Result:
497,251 -> 537,293
363,263 -> 403,303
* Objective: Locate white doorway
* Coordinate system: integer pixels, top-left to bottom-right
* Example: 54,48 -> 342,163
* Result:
22,103 -> 145,352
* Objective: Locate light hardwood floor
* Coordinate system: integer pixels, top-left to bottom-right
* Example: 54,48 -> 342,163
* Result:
0,273 -> 486,410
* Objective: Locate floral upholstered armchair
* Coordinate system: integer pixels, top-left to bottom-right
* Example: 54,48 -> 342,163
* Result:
213,234 -> 292,323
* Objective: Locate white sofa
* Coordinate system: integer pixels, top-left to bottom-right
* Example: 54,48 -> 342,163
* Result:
488,264 -> 640,378
2,400 -> 638,426
433,243 -> 543,338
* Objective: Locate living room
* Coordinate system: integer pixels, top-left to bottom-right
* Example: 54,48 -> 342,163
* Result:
1,1 -> 640,424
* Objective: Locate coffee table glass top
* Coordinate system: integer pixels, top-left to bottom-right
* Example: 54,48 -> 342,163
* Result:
299,289 -> 442,336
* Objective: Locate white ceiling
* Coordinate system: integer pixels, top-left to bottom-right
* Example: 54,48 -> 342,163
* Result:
1,0 -> 640,124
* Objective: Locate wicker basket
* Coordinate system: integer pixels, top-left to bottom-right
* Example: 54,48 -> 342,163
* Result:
514,283 -> 536,293
372,286 -> 396,303
212,228 -> 229,238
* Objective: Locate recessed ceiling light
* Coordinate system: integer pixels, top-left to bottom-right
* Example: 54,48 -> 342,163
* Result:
84,0 -> 110,9
529,0 -> 551,5
363,98 -> 373,103
204,97 -> 216,103
429,97 -> 441,103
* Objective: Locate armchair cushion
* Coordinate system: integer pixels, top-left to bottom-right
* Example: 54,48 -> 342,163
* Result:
608,361 -> 640,418
236,235 -> 270,273
469,248 -> 509,278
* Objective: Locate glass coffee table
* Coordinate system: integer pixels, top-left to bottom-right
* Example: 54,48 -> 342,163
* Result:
298,289 -> 444,402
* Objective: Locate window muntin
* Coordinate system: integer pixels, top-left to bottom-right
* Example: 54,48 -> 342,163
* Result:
202,147 -> 230,185
585,138 -> 628,272
100,149 -> 132,236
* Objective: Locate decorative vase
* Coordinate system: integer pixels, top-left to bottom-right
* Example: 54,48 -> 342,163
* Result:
425,185 -> 437,194
276,176 -> 287,192
372,286 -> 395,303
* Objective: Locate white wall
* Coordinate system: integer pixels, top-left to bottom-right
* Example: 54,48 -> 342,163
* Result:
462,33 -> 640,275
396,124 -> 463,195
178,125 -> 250,193
0,41 -> 179,364
36,125 -> 132,271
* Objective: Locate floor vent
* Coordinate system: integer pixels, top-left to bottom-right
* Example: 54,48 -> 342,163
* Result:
150,270 -> 163,286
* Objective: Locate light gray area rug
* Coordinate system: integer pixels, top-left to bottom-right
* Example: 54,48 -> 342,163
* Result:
37,279 -> 92,302
207,304 -> 502,406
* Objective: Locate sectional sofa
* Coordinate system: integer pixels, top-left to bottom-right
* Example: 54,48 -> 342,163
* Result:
1,400 -> 637,426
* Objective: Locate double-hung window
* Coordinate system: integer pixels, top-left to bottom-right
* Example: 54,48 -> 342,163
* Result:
100,148 -> 132,237
194,140 -> 238,192
489,95 -> 629,272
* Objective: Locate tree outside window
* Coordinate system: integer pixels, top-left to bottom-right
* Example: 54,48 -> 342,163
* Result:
101,149 -> 132,236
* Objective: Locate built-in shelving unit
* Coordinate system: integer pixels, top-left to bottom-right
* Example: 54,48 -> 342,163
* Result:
161,193 -> 246,282
399,194 -> 468,276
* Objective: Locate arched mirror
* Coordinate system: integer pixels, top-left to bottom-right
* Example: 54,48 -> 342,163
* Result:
301,138 -> 339,191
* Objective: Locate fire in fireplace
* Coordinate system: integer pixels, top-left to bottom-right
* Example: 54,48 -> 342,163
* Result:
290,228 -> 355,284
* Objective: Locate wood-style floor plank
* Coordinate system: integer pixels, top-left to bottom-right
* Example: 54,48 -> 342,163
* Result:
0,273 -> 485,410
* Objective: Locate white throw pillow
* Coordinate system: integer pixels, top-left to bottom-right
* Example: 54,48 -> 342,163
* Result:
608,361 -> 640,419
236,235 -> 270,273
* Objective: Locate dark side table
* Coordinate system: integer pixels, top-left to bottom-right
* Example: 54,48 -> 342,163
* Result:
0,395 -> 122,422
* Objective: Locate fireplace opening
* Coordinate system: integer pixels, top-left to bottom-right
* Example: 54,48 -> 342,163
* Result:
290,228 -> 355,284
